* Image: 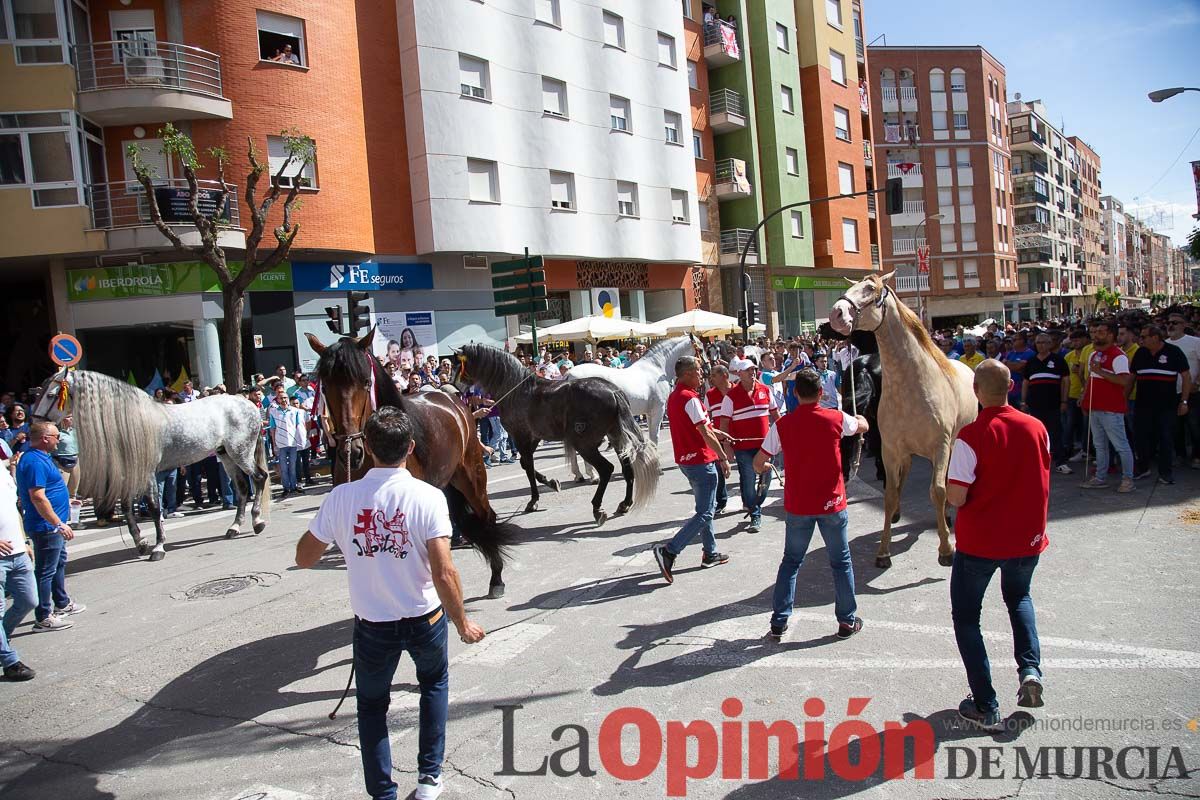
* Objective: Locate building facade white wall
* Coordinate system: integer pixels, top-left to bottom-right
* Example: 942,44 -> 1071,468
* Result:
399,0 -> 702,263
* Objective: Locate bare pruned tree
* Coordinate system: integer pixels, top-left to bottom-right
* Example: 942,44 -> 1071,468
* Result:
127,123 -> 316,388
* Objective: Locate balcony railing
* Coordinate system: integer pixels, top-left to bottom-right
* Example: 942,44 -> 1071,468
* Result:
895,274 -> 930,293
75,40 -> 224,97
886,162 -> 922,179
863,139 -> 873,164
714,158 -> 752,200
1017,247 -> 1053,265
881,86 -> 897,102
870,244 -> 880,266
866,195 -> 876,216
719,228 -> 758,264
703,21 -> 741,66
891,236 -> 927,255
1014,191 -> 1050,205
901,199 -> 925,215
89,179 -> 240,230
1012,157 -> 1048,176
1010,128 -> 1046,147
710,88 -> 745,118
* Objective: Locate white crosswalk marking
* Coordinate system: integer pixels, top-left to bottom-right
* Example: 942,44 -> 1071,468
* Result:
451,623 -> 554,666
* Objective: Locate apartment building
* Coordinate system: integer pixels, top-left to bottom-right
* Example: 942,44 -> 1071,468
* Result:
867,45 -> 1017,327
1007,97 -> 1086,319
1,0 -> 703,387
1099,195 -> 1128,295
1068,136 -> 1103,304
683,1 -> 721,309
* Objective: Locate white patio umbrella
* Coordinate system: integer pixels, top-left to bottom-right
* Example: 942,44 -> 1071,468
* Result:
655,308 -> 766,337
512,315 -> 666,344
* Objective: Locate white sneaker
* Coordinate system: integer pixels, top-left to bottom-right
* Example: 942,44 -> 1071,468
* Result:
166,511 -> 185,519
33,615 -> 73,632
1054,464 -> 1073,475
1068,451 -> 1086,462
56,601 -> 87,616
414,774 -> 443,800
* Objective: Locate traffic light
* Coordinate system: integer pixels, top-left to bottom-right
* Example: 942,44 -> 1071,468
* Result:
884,177 -> 904,215
324,305 -> 344,335
747,301 -> 761,328
737,310 -> 747,331
347,291 -> 370,336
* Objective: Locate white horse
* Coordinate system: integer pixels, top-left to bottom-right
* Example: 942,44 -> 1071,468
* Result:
564,335 -> 696,481
32,369 -> 271,561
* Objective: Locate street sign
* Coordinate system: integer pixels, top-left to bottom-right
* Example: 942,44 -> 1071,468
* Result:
917,244 -> 931,273
493,284 -> 547,304
491,270 -> 546,289
494,299 -> 549,317
49,333 -> 83,367
491,255 -> 544,275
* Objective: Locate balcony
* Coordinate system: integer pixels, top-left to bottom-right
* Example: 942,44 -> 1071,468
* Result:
886,161 -> 923,187
855,37 -> 864,61
719,228 -> 758,265
1010,128 -> 1046,149
863,139 -> 873,165
703,21 -> 741,67
74,41 -> 232,125
880,86 -> 917,113
866,195 -> 876,218
891,236 -> 927,255
709,88 -> 747,134
1014,191 -> 1050,206
88,180 -> 245,252
714,158 -> 752,201
895,274 -> 930,293
1012,157 -> 1048,176
1017,247 -> 1053,266
871,244 -> 880,267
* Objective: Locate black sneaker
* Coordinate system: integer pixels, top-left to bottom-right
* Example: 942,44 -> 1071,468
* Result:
3,661 -> 35,681
836,617 -> 864,640
293,486 -> 306,495
746,516 -> 762,533
653,544 -> 676,585
713,503 -> 727,516
701,551 -> 729,569
767,623 -> 788,641
1133,469 -> 1153,480
1158,476 -> 1176,486
1017,674 -> 1044,708
958,696 -> 1004,731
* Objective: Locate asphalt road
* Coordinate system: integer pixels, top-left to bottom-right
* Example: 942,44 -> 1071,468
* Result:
1,439 -> 1198,800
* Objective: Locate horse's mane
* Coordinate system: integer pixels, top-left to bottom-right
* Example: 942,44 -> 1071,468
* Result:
637,335 -> 692,374
73,370 -> 168,507
462,344 -> 541,396
315,337 -> 373,388
889,291 -> 955,378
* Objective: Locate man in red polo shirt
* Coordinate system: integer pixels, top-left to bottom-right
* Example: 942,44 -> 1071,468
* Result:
719,357 -> 779,532
1080,319 -> 1135,493
754,369 -> 868,642
706,364 -> 732,515
653,357 -> 732,584
947,360 -> 1050,732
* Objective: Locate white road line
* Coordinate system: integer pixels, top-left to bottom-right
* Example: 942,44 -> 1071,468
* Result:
69,512 -> 244,554
221,785 -> 316,800
451,622 -> 554,666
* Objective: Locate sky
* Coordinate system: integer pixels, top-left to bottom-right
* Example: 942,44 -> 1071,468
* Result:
866,0 -> 1200,246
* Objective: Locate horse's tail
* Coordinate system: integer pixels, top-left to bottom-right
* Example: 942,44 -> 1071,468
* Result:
609,388 -> 659,510
254,432 -> 271,520
444,484 -> 516,593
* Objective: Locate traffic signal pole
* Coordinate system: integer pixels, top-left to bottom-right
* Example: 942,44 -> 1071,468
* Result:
738,181 -> 900,342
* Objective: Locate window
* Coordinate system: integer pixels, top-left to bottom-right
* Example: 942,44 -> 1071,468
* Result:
0,112 -> 81,206
698,199 -> 710,231
953,112 -> 969,130
256,10 -> 306,66
838,162 -> 854,194
781,85 -> 795,114
602,11 -> 625,49
776,22 -> 789,52
549,170 -> 575,210
935,148 -> 950,167
957,186 -> 973,205
687,60 -> 699,90
671,189 -> 689,223
692,131 -> 703,159
609,95 -> 631,132
932,111 -> 947,131
664,111 -> 682,144
617,181 -> 638,217
942,260 -> 959,288
542,76 -> 568,117
682,0 -> 693,20
950,68 -> 967,93
467,159 -> 499,203
829,50 -> 846,85
833,105 -> 850,140
954,149 -> 971,168
11,0 -> 66,64
535,0 -> 561,27
267,134 -> 317,188
826,0 -> 843,28
657,32 -> 676,68
929,68 -> 945,92
790,210 -> 805,238
785,147 -> 800,175
937,188 -> 953,208
961,223 -> 976,243
962,258 -> 979,287
459,54 -> 490,101
842,217 -> 859,252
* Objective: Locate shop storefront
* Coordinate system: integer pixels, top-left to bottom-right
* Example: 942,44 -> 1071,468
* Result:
541,259 -> 692,328
771,275 -> 851,336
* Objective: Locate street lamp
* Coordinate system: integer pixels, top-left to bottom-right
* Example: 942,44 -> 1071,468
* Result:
1148,87 -> 1199,103
912,213 -> 945,327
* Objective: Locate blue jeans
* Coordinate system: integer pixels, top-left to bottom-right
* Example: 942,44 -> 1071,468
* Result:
1,553 -> 37,667
1063,398 -> 1084,455
31,534 -> 70,623
485,417 -> 513,458
277,446 -> 298,490
771,510 -> 856,629
667,462 -> 718,557
950,552 -> 1042,713
155,468 -> 178,514
1089,410 -> 1134,479
734,448 -> 769,518
354,612 -> 449,799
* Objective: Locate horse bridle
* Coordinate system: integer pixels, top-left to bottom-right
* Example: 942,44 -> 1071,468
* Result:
836,284 -> 891,333
321,354 -> 375,485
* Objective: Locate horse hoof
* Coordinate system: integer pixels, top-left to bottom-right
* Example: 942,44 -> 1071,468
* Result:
136,542 -> 151,556
225,528 -> 240,539
938,553 -> 954,567
890,511 -> 901,524
550,479 -> 561,492
487,584 -> 506,600
594,510 -> 608,527
524,501 -> 539,513
149,550 -> 166,562
253,522 -> 267,535
616,502 -> 632,516
875,556 -> 892,569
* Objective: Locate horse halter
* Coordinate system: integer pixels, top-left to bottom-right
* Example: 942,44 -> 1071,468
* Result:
836,284 -> 891,333
321,353 -> 376,484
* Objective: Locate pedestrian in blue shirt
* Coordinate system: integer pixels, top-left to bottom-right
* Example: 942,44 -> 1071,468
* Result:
14,422 -> 85,632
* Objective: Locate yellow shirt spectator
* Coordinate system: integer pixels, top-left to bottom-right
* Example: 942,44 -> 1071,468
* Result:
959,351 -> 986,371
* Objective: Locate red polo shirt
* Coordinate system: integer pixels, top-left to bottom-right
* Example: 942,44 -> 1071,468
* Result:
760,404 -> 858,516
1081,344 -> 1129,414
667,385 -> 718,467
718,380 -> 777,451
948,405 -> 1050,560
706,386 -> 728,424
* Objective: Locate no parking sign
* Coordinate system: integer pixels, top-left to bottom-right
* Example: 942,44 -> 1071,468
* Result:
49,333 -> 83,368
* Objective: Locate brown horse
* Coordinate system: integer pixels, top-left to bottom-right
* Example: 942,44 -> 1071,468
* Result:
307,330 -> 511,598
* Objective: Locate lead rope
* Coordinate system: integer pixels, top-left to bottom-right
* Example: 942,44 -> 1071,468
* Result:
846,348 -> 864,481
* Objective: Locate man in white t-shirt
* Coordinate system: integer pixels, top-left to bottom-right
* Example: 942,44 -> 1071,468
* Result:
0,442 -> 37,681
295,408 -> 484,800
1166,313 -> 1200,468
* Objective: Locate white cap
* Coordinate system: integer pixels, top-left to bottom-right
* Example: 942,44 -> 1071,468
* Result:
729,357 -> 756,373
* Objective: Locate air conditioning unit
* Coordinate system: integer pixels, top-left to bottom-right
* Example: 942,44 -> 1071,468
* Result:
463,254 -> 488,270
125,55 -> 165,84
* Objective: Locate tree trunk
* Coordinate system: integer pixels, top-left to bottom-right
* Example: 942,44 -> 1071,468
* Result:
222,284 -> 246,389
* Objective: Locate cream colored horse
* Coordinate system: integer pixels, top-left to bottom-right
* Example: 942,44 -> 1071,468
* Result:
830,273 -> 977,567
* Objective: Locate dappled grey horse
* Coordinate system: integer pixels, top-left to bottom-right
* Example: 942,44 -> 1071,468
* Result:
32,369 -> 270,561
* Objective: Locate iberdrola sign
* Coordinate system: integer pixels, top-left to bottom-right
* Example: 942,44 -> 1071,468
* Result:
67,262 -> 293,302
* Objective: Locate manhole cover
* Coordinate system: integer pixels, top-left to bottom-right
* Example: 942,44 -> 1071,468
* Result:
173,572 -> 280,601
